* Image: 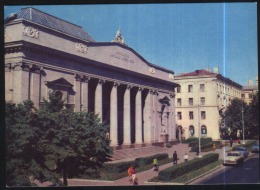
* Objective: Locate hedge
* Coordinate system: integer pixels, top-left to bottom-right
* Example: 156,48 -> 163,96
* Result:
190,142 -> 215,152
103,153 -> 169,173
158,153 -> 219,181
135,153 -> 168,165
185,137 -> 212,145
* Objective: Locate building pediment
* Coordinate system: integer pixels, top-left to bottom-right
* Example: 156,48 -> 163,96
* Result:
46,77 -> 73,88
159,96 -> 170,105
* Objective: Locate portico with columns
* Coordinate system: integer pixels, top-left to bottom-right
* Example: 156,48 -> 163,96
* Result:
4,7 -> 179,149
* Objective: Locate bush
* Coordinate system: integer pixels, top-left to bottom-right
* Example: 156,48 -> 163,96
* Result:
158,153 -> 219,181
103,160 -> 139,173
190,142 -> 215,152
103,153 -> 168,174
135,153 -> 168,165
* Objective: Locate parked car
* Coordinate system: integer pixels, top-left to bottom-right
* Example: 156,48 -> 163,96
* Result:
235,147 -> 249,158
223,151 -> 244,166
252,142 -> 259,153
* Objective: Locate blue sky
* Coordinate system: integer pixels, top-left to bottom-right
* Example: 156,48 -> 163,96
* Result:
4,3 -> 258,86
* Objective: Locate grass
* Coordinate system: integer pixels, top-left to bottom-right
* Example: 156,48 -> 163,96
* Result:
148,159 -> 223,183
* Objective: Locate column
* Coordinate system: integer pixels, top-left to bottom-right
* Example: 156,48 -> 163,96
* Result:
153,91 -> 159,142
143,90 -> 152,143
123,85 -> 131,145
135,87 -> 143,144
170,94 -> 176,140
5,64 -> 11,102
74,74 -> 81,112
95,79 -> 103,121
150,90 -> 154,142
110,82 -> 118,146
12,63 -> 30,104
81,76 -> 90,112
30,65 -> 41,109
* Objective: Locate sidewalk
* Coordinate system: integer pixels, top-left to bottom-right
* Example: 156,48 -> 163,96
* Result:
67,142 -> 238,186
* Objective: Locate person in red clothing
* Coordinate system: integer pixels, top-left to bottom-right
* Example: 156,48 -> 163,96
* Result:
128,165 -> 133,184
132,166 -> 138,185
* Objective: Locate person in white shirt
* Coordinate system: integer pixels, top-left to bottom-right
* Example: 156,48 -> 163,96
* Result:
184,153 -> 188,162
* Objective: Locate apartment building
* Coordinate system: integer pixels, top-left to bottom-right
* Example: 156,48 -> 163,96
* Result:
174,69 -> 242,140
241,77 -> 258,105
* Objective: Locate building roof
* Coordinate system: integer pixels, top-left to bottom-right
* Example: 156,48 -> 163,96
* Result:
5,7 -> 95,42
175,69 -> 242,89
242,85 -> 258,91
177,69 -> 213,77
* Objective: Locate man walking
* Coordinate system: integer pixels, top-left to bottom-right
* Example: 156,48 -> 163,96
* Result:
173,151 -> 178,164
184,153 -> 188,162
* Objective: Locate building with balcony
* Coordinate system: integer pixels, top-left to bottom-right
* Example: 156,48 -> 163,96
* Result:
174,69 -> 242,140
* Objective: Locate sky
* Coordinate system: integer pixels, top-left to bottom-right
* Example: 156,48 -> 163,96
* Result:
4,3 -> 258,86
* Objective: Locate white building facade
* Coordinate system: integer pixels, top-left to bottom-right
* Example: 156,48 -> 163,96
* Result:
174,69 -> 242,140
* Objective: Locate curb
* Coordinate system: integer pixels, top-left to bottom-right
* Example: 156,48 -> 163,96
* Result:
184,165 -> 223,185
70,179 -> 114,183
143,181 -> 184,185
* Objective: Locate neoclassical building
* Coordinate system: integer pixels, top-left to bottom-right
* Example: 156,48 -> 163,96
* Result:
5,7 -> 179,148
174,69 -> 242,140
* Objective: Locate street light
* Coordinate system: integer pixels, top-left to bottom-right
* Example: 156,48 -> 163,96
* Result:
197,85 -> 202,158
241,102 -> 245,144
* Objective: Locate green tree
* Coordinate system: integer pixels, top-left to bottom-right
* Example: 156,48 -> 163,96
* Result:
6,100 -> 38,186
219,98 -> 251,139
6,92 -> 113,186
248,92 -> 259,138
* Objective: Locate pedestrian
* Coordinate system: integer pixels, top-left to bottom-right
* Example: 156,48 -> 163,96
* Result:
184,153 -> 188,162
213,143 -> 216,151
196,148 -> 199,156
132,166 -> 138,185
238,138 -> 241,144
173,151 -> 178,164
153,158 -> 159,171
230,138 -> 233,147
128,165 -> 133,184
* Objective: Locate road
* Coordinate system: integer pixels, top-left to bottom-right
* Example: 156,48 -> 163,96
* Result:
191,153 -> 259,185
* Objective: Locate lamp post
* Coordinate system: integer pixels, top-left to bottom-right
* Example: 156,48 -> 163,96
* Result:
241,102 -> 245,144
197,85 -> 202,158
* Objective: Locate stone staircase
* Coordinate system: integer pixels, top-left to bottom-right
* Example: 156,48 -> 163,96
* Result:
110,146 -> 169,163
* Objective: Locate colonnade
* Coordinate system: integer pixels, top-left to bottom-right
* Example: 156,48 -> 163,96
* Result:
74,74 -> 176,147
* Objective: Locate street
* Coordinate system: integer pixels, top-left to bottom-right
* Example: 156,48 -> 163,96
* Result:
191,153 -> 259,185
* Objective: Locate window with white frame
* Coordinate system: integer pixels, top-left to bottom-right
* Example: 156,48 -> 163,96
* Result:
189,111 -> 194,120
200,97 -> 205,105
176,86 -> 181,93
201,111 -> 206,120
200,84 -> 205,92
177,112 -> 182,120
188,85 -> 193,92
177,98 -> 182,106
189,98 -> 193,106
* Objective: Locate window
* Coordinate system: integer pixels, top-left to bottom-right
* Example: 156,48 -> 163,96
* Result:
176,86 -> 181,93
189,111 -> 194,120
200,97 -> 205,105
200,84 -> 205,92
201,125 -> 207,137
189,98 -> 193,106
201,111 -> 206,120
188,85 -> 193,92
177,112 -> 182,120
249,93 -> 253,99
189,125 -> 195,137
177,98 -> 182,106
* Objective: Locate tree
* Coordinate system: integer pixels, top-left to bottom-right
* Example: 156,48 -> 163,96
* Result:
248,92 -> 259,138
6,100 -> 38,186
6,92 -> 113,186
219,98 -> 252,140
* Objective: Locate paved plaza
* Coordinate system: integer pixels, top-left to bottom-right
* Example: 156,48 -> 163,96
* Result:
61,144 -> 236,186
